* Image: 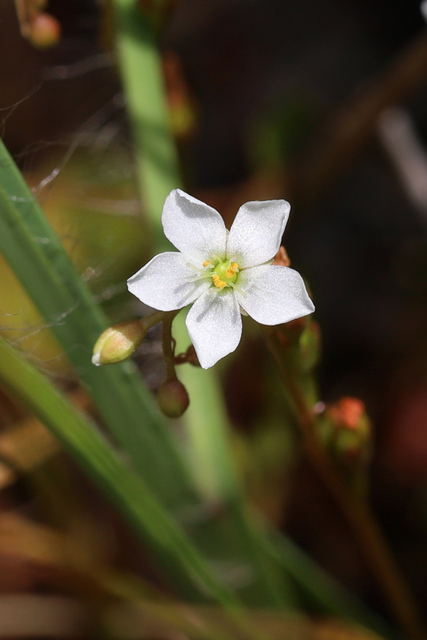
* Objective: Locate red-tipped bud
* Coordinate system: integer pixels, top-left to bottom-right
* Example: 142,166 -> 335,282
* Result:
320,397 -> 372,468
29,12 -> 61,49
157,379 -> 189,418
328,397 -> 366,431
92,320 -> 147,366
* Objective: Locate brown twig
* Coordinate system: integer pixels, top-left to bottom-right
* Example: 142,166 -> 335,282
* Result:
292,28 -> 427,209
262,325 -> 426,640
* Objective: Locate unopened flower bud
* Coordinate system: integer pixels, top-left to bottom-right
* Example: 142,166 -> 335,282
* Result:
328,397 -> 366,431
321,397 -> 372,467
157,379 -> 189,418
29,12 -> 61,49
92,320 -> 147,366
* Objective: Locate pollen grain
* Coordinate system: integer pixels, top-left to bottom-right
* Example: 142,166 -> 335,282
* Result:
226,262 -> 239,279
212,274 -> 227,289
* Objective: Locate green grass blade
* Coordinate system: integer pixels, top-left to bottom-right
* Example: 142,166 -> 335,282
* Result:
0,333 -> 242,608
0,142 -> 196,509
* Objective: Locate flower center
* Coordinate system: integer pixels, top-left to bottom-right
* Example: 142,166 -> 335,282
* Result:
204,258 -> 240,290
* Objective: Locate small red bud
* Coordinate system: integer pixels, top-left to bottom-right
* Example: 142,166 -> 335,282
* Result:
29,12 -> 61,49
157,379 -> 189,418
323,397 -> 372,468
327,397 -> 366,431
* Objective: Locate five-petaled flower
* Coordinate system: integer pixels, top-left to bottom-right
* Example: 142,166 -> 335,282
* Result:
127,189 -> 315,369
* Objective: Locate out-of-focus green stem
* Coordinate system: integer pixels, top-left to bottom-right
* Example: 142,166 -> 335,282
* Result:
111,0 -> 294,608
111,0 -> 239,500
112,0 -> 179,242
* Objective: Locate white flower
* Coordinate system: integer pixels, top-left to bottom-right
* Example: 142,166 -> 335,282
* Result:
127,189 -> 315,369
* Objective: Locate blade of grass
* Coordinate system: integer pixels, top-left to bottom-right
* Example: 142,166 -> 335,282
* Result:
0,147 -> 197,510
0,333 -> 242,609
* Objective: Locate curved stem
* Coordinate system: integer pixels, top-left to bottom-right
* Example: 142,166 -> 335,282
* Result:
262,325 -> 426,640
162,311 -> 179,380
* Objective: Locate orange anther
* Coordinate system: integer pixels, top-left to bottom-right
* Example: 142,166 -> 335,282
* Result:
212,274 -> 226,289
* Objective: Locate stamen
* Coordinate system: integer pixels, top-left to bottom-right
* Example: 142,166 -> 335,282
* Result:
225,262 -> 239,279
203,259 -> 211,267
186,262 -> 203,273
212,274 -> 227,289
188,273 -> 215,282
229,281 -> 247,298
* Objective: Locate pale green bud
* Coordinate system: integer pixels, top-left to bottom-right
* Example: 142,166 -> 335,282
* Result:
92,320 -> 147,366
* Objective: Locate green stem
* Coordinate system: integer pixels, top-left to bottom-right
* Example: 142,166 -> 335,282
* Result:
112,0 -> 180,236
111,0 -> 295,608
162,313 -> 178,380
111,0 -> 246,505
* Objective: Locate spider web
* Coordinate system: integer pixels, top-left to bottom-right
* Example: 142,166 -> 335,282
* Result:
0,54 -> 150,378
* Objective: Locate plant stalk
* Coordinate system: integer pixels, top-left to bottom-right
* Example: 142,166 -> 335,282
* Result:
262,325 -> 426,640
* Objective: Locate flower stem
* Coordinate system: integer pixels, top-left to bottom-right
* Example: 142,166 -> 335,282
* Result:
112,0 -> 180,245
262,325 -> 426,640
110,0 -> 296,608
161,311 -> 179,380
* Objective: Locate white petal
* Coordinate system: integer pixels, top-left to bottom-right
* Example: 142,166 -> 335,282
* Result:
235,264 -> 315,325
186,290 -> 242,369
227,199 -> 290,268
162,189 -> 227,264
127,252 -> 210,311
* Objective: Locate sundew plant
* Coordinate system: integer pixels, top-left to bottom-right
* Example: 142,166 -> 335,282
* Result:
1,1 -> 427,639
